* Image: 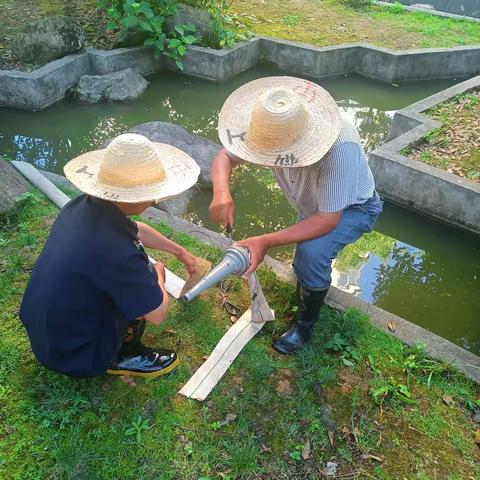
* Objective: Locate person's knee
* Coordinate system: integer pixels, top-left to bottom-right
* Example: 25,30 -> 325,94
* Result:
293,244 -> 332,290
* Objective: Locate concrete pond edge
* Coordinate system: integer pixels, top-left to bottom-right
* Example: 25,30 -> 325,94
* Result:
370,74 -> 480,235
1,36 -> 480,110
34,170 -> 480,385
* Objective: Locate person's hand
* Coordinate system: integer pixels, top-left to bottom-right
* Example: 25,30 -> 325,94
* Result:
209,192 -> 234,226
154,261 -> 166,283
176,249 -> 197,276
236,236 -> 270,275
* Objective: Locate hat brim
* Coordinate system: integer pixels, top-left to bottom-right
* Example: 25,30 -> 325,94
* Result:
64,142 -> 201,203
218,76 -> 341,168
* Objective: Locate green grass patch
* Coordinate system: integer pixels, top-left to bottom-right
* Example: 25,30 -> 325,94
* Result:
1,191 -> 479,479
233,0 -> 480,50
404,90 -> 480,182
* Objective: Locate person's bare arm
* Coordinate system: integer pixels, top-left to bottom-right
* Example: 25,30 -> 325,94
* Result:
143,262 -> 170,325
237,211 -> 342,274
136,221 -> 196,275
209,149 -> 238,226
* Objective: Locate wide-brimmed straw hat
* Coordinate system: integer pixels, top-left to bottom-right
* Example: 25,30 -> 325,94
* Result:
64,133 -> 200,203
218,76 -> 341,168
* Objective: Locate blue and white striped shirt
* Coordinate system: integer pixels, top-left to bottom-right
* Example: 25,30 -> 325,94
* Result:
227,116 -> 375,218
272,116 -> 375,217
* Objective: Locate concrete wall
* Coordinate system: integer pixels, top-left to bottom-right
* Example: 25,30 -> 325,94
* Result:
370,75 -> 480,235
1,38 -> 480,110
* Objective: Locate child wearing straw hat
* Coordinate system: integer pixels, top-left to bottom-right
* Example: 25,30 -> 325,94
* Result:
209,76 -> 383,355
20,133 -> 201,378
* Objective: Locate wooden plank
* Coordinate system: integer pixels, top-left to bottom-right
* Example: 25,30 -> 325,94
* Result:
179,277 -> 274,401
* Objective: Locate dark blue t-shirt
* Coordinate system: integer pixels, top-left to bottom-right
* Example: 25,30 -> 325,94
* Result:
20,194 -> 163,378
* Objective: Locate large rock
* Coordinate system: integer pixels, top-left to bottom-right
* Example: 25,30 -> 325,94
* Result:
128,122 -> 220,186
0,160 -> 29,215
114,27 -> 150,48
165,4 -> 215,41
76,69 -> 149,104
12,16 -> 85,65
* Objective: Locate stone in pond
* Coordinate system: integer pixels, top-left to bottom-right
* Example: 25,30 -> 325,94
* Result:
128,122 -> 221,187
11,16 -> 85,65
165,4 -> 214,41
76,69 -> 149,104
0,160 -> 29,215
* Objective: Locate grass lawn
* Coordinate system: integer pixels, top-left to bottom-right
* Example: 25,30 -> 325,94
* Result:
1,190 -> 479,479
406,90 -> 480,183
232,0 -> 480,50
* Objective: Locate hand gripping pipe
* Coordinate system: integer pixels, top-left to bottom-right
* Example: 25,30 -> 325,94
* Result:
180,246 -> 250,303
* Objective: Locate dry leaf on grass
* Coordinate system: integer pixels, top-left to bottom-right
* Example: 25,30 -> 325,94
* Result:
328,430 -> 334,447
119,375 -> 137,387
275,378 -> 293,397
302,437 -> 311,460
474,429 -> 480,444
259,444 -> 272,454
230,315 -> 238,323
442,394 -> 454,406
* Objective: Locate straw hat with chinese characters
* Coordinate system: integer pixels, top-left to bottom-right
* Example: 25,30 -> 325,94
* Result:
218,76 -> 341,168
64,133 -> 200,203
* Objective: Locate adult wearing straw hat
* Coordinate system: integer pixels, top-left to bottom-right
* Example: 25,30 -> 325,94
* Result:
20,133 -> 200,378
209,76 -> 383,355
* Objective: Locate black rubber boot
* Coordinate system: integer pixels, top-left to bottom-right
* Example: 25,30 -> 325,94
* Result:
272,284 -> 328,355
106,347 -> 179,378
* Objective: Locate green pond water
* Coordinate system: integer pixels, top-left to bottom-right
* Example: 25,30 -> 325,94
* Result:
0,64 -> 478,355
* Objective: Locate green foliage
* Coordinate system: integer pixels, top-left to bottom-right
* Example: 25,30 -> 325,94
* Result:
191,0 -> 252,48
389,2 -> 405,14
341,0 -> 372,9
124,414 -> 151,443
370,376 -> 414,405
97,0 -> 197,70
281,14 -> 303,27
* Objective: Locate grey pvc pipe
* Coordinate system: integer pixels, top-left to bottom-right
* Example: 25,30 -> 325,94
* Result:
11,161 -> 70,209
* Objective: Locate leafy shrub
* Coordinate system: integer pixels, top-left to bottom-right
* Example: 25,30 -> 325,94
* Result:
97,0 -> 198,69
341,0 -> 372,9
389,1 -> 406,14
184,0 -> 252,48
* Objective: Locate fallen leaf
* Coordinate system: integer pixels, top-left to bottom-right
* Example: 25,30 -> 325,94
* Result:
361,453 -> 383,462
221,413 -> 237,425
164,328 -> 177,334
442,394 -> 454,406
387,320 -> 396,332
328,430 -> 334,447
302,437 -> 311,460
276,378 -> 293,397
475,429 -> 480,444
259,444 -> 272,454
341,383 -> 352,394
119,375 -> 137,387
230,315 -> 238,323
202,355 -> 209,361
